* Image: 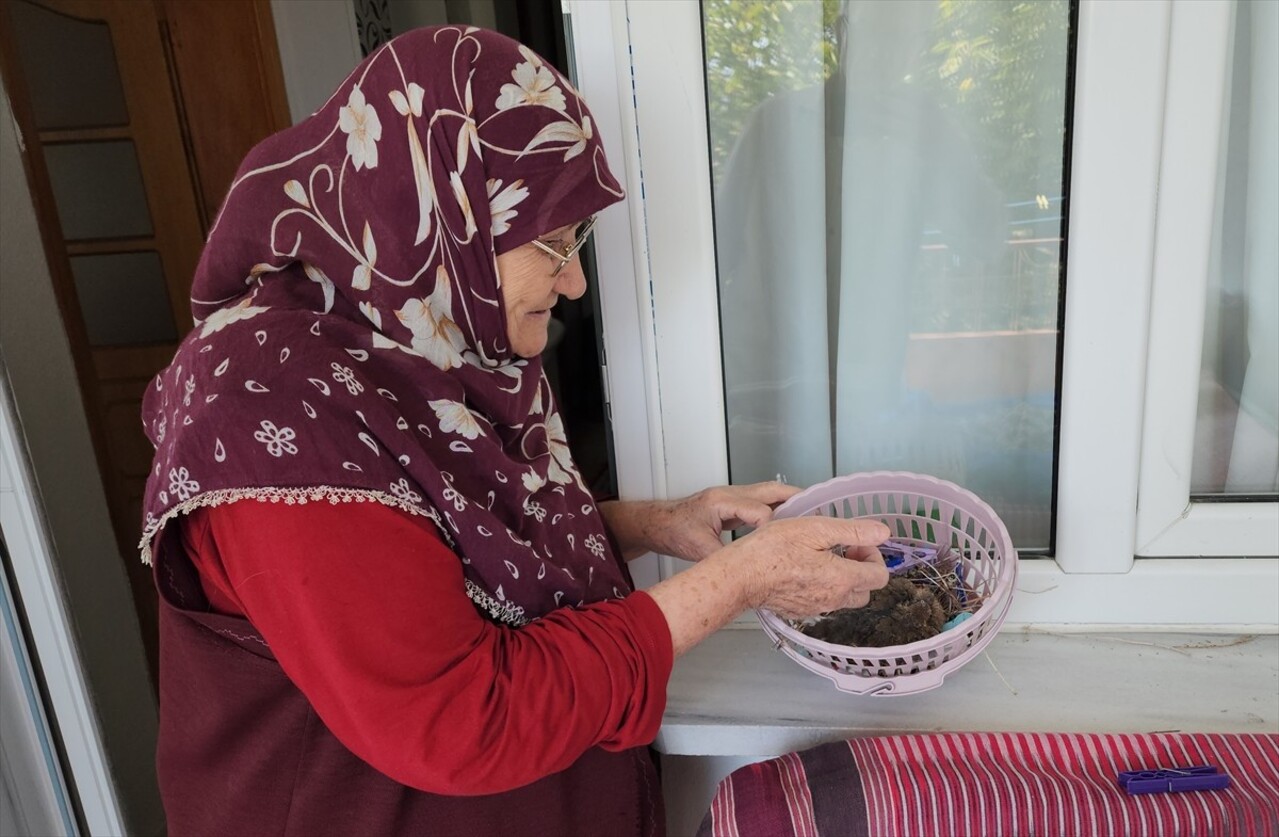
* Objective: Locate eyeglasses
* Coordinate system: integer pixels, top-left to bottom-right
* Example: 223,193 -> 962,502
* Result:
529,216 -> 597,277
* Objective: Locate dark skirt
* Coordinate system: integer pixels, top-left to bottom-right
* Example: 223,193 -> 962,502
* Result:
154,528 -> 664,837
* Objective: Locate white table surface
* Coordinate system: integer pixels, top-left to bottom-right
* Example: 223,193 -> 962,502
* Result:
656,626 -> 1279,758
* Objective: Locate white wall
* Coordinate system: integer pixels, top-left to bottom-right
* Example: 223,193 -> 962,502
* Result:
270,0 -> 364,123
268,1 -> 510,125
0,89 -> 163,835
388,0 -> 450,32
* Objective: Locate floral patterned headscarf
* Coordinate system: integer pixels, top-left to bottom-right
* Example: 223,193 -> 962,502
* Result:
140,26 -> 628,624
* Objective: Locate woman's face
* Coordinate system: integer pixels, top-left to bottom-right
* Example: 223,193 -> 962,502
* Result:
496,221 -> 589,358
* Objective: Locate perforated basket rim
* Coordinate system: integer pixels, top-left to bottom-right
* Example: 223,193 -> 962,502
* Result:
760,587 -> 1017,696
755,470 -> 1018,669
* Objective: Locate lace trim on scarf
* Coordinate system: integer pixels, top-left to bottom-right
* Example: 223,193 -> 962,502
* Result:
464,579 -> 530,627
140,487 -> 531,627
137,486 -> 453,565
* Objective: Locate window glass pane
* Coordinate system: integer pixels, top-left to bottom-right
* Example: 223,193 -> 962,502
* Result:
71,252 -> 177,346
704,0 -> 1073,549
1193,0 -> 1279,499
44,141 -> 153,240
8,0 -> 129,130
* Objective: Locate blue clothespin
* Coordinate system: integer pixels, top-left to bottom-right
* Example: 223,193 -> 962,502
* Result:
1117,765 -> 1231,795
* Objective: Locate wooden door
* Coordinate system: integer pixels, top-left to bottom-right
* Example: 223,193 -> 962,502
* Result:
0,0 -> 290,687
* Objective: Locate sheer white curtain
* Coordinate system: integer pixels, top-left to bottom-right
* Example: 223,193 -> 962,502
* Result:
714,0 -> 833,492
711,0 -> 1069,546
1195,0 -> 1279,496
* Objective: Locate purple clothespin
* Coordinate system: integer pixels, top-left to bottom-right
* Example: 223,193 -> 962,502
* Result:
1117,765 -> 1231,795
880,540 -> 939,575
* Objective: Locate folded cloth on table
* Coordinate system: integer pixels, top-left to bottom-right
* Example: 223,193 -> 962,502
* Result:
698,732 -> 1279,837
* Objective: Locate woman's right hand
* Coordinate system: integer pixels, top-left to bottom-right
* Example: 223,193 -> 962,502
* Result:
722,517 -> 891,619
645,515 -> 891,656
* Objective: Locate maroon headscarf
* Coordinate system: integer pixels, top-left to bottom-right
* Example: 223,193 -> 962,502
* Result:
140,26 -> 627,624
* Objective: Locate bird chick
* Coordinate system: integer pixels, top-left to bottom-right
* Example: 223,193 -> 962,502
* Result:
802,577 -> 946,648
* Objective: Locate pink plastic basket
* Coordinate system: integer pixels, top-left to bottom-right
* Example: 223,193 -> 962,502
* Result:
757,471 -> 1018,696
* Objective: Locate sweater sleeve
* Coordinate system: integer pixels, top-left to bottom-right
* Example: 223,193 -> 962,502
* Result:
180,500 -> 674,796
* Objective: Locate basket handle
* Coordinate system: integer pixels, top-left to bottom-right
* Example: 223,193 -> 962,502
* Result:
776,643 -> 949,695
758,616 -> 951,696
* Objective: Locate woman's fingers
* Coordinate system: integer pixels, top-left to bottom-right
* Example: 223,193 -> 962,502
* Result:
836,537 -> 889,594
714,499 -> 775,530
771,516 -> 890,551
708,481 -> 801,505
844,544 -> 886,566
701,482 -> 800,529
738,480 -> 802,506
827,517 -> 892,548
837,552 -> 890,593
845,589 -> 872,610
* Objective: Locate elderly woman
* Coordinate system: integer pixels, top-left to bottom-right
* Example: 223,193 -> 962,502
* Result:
141,27 -> 888,836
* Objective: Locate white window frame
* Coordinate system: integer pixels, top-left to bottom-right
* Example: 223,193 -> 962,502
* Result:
567,0 -> 1279,627
1135,0 -> 1279,558
1,377 -> 124,835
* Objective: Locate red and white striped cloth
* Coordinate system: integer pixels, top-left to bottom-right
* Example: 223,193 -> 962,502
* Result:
699,733 -> 1279,837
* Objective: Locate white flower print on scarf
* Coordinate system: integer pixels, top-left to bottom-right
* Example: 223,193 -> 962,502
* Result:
448,172 -> 479,241
523,497 -> 547,522
331,362 -> 364,396
303,263 -> 337,313
359,301 -> 382,329
495,45 -> 566,112
351,222 -> 378,291
521,469 -> 546,493
430,399 -> 486,440
389,477 -> 423,504
462,351 -> 525,394
521,115 -> 594,163
395,267 -> 466,370
198,297 -> 270,339
544,408 -> 584,491
168,467 -> 200,502
388,82 -> 425,119
339,84 -> 382,170
521,469 -> 547,520
487,178 -> 529,237
254,420 -> 298,457
440,471 -> 467,511
388,82 -> 436,243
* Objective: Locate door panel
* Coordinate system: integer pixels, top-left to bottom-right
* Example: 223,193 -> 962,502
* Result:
1,0 -> 291,687
160,0 -> 292,225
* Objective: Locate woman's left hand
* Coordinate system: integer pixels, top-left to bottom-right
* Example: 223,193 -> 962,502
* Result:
600,481 -> 800,563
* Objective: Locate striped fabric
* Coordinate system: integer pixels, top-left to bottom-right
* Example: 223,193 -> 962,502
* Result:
698,733 -> 1279,837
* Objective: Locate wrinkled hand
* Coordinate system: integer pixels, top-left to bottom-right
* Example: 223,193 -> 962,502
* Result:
648,481 -> 800,562
717,516 -> 891,619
